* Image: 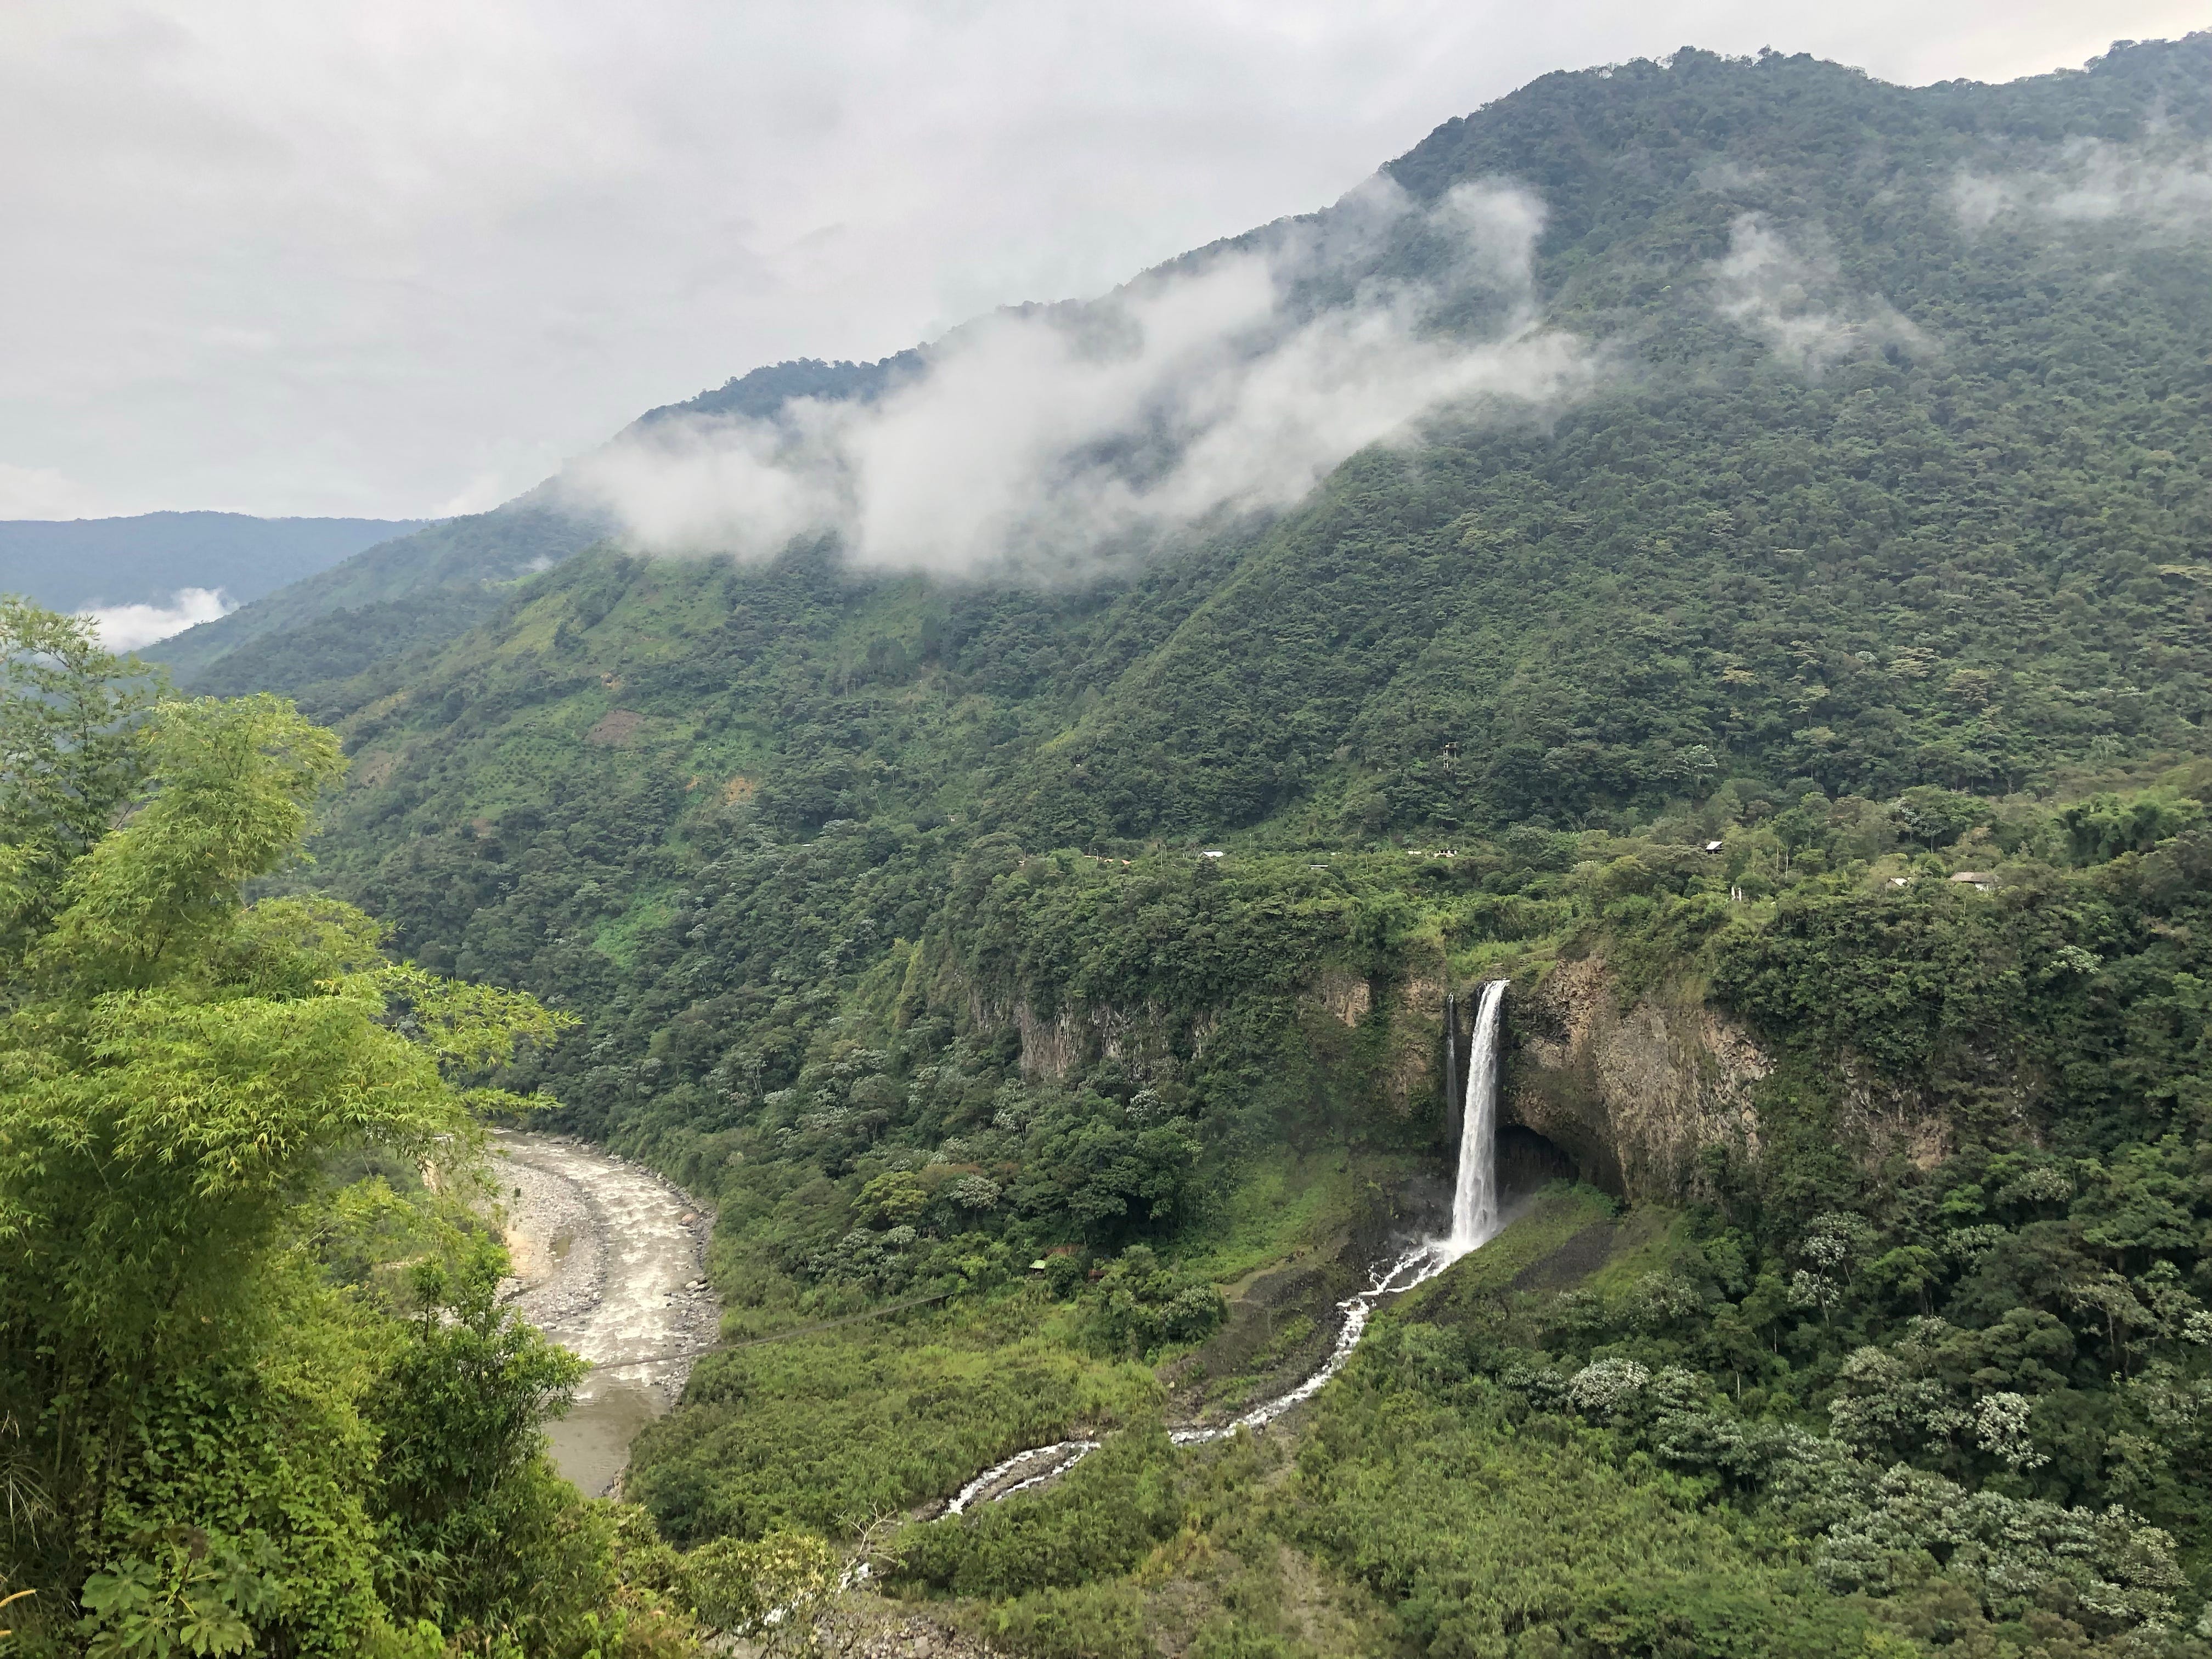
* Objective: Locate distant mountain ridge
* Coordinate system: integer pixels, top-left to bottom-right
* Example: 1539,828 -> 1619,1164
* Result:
148,357 -> 925,682
630,352 -> 922,429
144,504 -> 606,680
0,511 -> 428,615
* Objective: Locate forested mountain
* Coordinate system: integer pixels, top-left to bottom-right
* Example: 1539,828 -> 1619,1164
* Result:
0,511 -> 426,613
145,505 -> 601,680
630,353 -> 921,429
11,32 -> 2212,1659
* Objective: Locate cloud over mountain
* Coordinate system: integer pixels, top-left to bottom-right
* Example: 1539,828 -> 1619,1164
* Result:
1950,138 -> 2212,234
1709,215 -> 1931,377
81,586 -> 233,651
562,179 -> 1602,579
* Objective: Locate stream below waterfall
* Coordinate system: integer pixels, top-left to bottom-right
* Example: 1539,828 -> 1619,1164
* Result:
945,978 -> 1512,1512
945,1224 -> 1499,1512
498,981 -> 1509,1517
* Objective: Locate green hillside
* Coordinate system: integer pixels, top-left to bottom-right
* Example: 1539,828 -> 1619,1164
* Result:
217,35 -> 2212,1657
146,504 -> 603,680
151,358 -> 919,687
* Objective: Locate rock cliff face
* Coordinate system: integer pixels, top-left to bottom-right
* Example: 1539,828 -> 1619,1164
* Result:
1012,998 -> 1184,1084
992,952 -> 1773,1202
1378,971 -> 1444,1120
1500,956 -> 1769,1203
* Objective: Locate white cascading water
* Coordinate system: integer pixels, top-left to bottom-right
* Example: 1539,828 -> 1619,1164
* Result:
907,980 -> 1511,1533
1446,979 -> 1509,1258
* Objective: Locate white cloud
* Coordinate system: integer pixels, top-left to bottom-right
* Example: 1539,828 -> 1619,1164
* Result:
1950,138 -> 2212,234
1695,160 -> 1767,193
563,180 -> 1601,578
1709,214 -> 1931,376
436,471 -> 522,517
80,586 -> 233,650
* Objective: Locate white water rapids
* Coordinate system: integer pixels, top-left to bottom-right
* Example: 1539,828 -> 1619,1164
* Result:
945,979 -> 1511,1508
1166,1242 -> 1448,1447
945,1440 -> 1106,1516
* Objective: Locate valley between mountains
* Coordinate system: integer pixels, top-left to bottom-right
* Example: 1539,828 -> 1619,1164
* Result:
6,31 -> 2212,1659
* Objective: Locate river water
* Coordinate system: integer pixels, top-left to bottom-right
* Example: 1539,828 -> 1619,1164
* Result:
490,1125 -> 1482,1513
492,1130 -> 720,1496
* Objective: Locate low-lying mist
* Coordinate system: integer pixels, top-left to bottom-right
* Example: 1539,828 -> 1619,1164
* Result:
1709,214 -> 1932,378
1951,137 -> 2212,235
83,586 -> 233,651
561,178 -> 1604,580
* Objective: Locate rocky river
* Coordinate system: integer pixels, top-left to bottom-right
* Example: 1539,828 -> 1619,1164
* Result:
492,1130 -> 720,1496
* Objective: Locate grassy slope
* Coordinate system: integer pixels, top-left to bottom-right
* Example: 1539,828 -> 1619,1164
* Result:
633,1289 -> 1161,1541
860,1190 -> 1887,1658
628,1146 -> 1387,1543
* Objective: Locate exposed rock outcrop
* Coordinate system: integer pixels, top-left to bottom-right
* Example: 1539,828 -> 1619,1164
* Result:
1501,956 -> 1769,1202
962,946 -> 1770,1205
1014,1001 -> 1080,1081
1006,966 -> 1402,1098
1376,972 -> 1442,1119
1305,966 -> 1373,1028
1012,998 -> 1184,1083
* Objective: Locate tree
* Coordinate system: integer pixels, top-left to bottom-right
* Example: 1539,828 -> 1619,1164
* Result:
0,607 -> 594,1654
370,1239 -> 602,1647
2059,790 -> 2202,865
0,597 -> 159,956
1891,786 -> 1987,853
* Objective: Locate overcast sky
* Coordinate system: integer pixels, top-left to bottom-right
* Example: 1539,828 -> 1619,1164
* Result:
2,1 -> 2201,523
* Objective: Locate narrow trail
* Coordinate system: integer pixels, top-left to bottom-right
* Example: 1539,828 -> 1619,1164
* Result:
493,1130 -> 720,1497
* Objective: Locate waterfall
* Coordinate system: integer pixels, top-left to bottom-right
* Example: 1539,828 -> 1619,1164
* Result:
927,977 -> 1513,1522
1448,979 -> 1508,1256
